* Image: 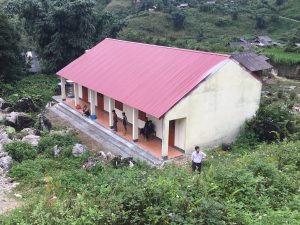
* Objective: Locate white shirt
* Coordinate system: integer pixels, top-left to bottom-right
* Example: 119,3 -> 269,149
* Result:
191,151 -> 206,163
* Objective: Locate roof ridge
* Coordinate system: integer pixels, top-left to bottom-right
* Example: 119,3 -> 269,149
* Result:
104,38 -> 230,58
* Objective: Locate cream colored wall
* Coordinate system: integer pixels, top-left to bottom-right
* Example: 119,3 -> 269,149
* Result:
79,85 -> 83,98
104,95 -> 109,112
164,59 -> 262,153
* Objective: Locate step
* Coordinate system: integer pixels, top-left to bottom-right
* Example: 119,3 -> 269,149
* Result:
49,103 -> 163,165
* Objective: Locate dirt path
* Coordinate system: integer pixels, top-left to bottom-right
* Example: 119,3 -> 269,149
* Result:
0,174 -> 20,215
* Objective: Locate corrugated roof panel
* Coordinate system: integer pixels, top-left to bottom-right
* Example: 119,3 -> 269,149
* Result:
57,38 -> 229,118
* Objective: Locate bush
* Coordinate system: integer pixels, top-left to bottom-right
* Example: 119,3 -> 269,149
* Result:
5,141 -> 37,162
38,133 -> 76,155
171,11 -> 185,30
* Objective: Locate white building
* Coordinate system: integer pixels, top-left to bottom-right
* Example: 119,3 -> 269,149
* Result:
57,39 -> 263,159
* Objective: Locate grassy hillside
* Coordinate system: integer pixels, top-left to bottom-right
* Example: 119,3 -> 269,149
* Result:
115,0 -> 300,53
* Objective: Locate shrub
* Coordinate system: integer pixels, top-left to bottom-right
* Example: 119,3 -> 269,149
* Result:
38,133 -> 76,155
171,11 -> 185,30
5,141 -> 37,163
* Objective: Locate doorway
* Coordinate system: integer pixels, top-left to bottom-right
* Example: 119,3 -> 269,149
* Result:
82,86 -> 88,102
168,120 -> 175,147
97,93 -> 104,111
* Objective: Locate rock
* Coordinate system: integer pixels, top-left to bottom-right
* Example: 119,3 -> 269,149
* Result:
22,135 -> 40,147
21,128 -> 41,136
0,167 -> 3,175
0,129 -> 11,145
0,156 -> 13,171
5,126 -> 16,135
72,144 -> 88,157
53,145 -> 61,157
106,152 -> 115,160
0,98 -> 4,108
2,107 -> 13,113
14,193 -> 22,198
0,112 -> 6,123
82,158 -> 97,170
14,97 -> 36,112
129,161 -> 134,168
111,155 -> 122,168
0,102 -> 13,110
50,128 -> 73,136
96,151 -> 106,159
5,112 -> 33,130
37,114 -> 52,131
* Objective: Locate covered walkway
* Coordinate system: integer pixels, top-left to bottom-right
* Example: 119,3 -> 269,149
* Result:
64,98 -> 183,160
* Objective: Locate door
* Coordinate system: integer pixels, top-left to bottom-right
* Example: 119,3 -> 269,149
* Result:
97,93 -> 104,111
169,120 -> 175,146
82,86 -> 88,102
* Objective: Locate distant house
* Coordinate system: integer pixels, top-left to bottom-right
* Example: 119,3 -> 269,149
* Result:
177,3 -> 189,8
253,36 -> 273,46
232,52 -> 273,72
57,39 -> 264,159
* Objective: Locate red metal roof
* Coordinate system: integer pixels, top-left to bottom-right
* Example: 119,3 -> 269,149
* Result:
57,38 -> 230,118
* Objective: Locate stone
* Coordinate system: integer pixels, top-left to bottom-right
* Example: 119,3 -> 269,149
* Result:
2,107 -> 13,113
96,151 -> 106,159
53,145 -> 61,157
106,152 -> 115,160
82,158 -> 97,170
0,102 -> 12,110
0,167 -> 3,175
0,98 -> 4,108
14,97 -> 36,112
0,156 -> 13,171
4,112 -> 33,129
22,135 -> 40,147
72,144 -> 88,157
37,114 -> 52,131
21,128 -> 41,136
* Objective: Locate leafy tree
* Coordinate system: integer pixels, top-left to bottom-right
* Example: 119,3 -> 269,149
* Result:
171,10 -> 185,30
255,15 -> 266,29
0,10 -> 23,82
6,0 -> 124,73
276,0 -> 285,6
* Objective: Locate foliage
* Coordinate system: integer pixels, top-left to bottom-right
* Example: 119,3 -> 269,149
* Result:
2,74 -> 58,110
171,10 -> 185,30
38,133 -> 76,156
5,0 -> 124,73
5,141 -> 37,163
0,9 -> 23,82
1,140 -> 299,224
255,15 -> 266,29
260,47 -> 300,65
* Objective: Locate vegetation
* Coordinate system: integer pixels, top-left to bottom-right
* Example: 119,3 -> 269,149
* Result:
260,47 -> 300,64
0,9 -> 23,82
5,141 -> 37,163
0,129 -> 299,224
0,74 -> 58,110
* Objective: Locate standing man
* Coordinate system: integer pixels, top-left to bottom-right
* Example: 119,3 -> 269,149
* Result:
112,110 -> 118,132
122,112 -> 128,135
191,146 -> 206,173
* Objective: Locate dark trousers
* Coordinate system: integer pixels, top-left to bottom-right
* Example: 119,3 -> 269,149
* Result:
192,161 -> 202,173
113,121 -> 118,131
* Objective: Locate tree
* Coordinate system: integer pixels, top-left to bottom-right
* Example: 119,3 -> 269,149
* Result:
0,10 -> 23,82
255,15 -> 266,29
6,0 -> 124,73
172,10 -> 185,30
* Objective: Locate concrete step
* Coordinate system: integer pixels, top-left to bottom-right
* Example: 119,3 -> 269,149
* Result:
49,103 -> 162,165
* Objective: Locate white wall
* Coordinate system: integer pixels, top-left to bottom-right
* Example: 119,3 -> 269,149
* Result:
164,59 -> 262,153
174,118 -> 186,149
79,85 -> 83,98
147,114 -> 163,139
104,95 -> 109,112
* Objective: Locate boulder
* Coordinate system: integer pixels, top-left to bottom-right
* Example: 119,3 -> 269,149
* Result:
0,156 -> 13,171
0,98 -> 4,108
22,135 -> 40,147
53,145 -> 61,157
2,107 -> 13,113
5,112 -> 34,130
82,158 -> 97,170
37,114 -> 52,131
0,102 -> 13,110
0,129 -> 11,145
21,128 -> 41,136
72,144 -> 88,157
14,97 -> 36,112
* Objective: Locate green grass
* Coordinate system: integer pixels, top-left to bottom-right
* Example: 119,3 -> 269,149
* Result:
260,48 -> 300,64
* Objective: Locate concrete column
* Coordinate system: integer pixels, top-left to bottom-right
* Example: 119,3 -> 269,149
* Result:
90,89 -> 96,117
162,118 -> 169,160
74,83 -> 80,107
108,97 -> 114,128
132,108 -> 139,142
60,77 -> 66,100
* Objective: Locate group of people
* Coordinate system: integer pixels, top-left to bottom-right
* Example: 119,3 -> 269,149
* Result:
111,110 -> 128,135
140,117 -> 155,140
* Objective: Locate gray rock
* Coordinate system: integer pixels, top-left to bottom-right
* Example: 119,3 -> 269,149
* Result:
14,97 -> 36,112
82,158 -> 97,170
0,167 -> 3,175
2,107 -> 13,113
0,156 -> 13,171
37,114 -> 52,131
0,102 -> 12,110
21,128 -> 41,136
5,112 -> 33,130
53,145 -> 61,157
0,98 -> 4,108
72,144 -> 88,157
22,135 -> 40,147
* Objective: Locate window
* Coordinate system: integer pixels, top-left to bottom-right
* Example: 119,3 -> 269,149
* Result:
138,111 -> 147,121
115,100 -> 123,111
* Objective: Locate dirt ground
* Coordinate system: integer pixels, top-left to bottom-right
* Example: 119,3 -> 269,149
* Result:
0,175 -> 20,215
